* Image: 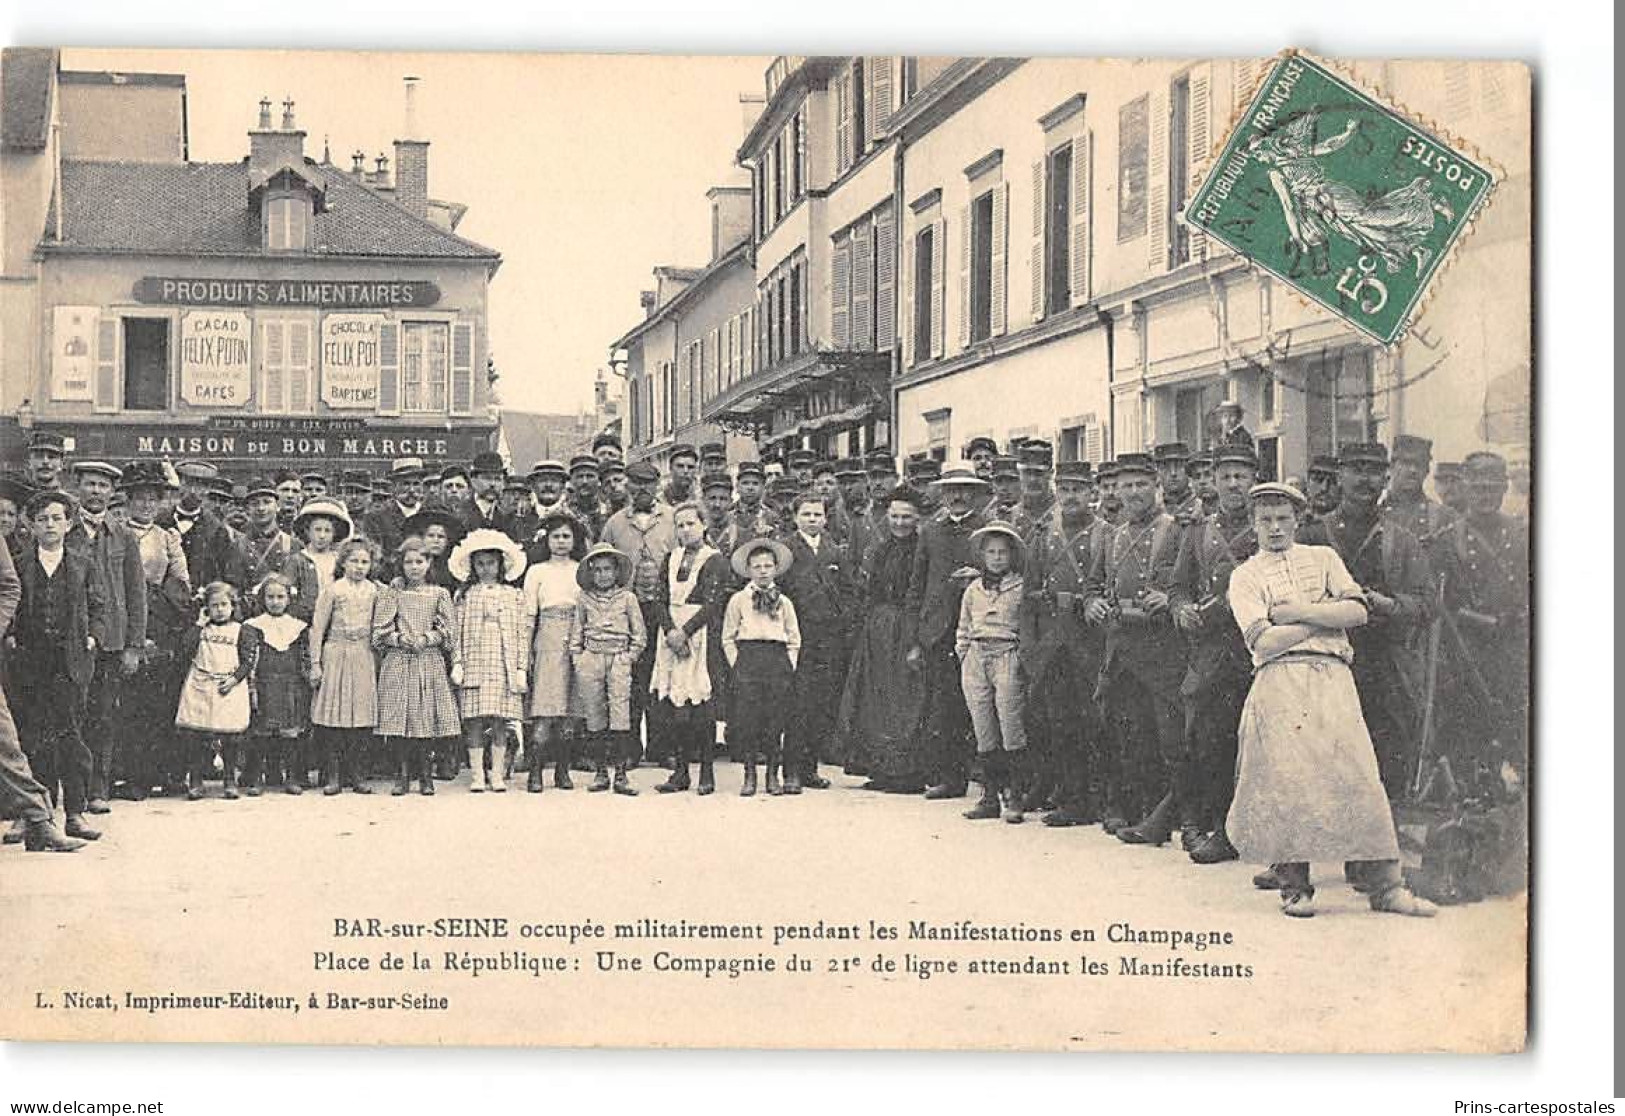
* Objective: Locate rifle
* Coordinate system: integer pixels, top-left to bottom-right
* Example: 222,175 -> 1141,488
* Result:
1411,571 -> 1447,800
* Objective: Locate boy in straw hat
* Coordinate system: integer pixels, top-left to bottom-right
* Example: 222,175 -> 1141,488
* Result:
721,536 -> 800,797
1225,482 -> 1435,919
958,522 -> 1029,824
569,543 -> 648,795
447,529 -> 530,793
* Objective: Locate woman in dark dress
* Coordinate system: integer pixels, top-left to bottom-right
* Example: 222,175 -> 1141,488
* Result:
838,485 -> 927,792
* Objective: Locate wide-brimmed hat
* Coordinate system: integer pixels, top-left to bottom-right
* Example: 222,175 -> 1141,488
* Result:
450,527 -> 528,583
970,520 -> 1026,562
401,508 -> 465,543
292,498 -> 355,543
118,460 -> 172,492
932,463 -> 991,490
72,460 -> 122,482
731,535 -> 794,580
575,542 -> 634,590
528,459 -> 568,481
389,457 -> 428,480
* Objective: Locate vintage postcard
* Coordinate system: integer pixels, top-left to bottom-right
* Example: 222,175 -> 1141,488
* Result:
0,48 -> 1530,1052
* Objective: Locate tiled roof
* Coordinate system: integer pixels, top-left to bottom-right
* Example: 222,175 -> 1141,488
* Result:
2,48 -> 58,152
43,158 -> 499,261
500,410 -> 595,471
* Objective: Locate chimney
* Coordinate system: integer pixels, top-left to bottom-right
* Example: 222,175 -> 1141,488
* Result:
249,94 -> 306,179
392,76 -> 430,219
740,93 -> 766,145
372,152 -> 391,190
351,149 -> 367,180
640,290 -> 657,319
707,185 -> 752,260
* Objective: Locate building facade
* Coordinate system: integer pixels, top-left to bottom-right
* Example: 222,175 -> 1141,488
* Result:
0,51 -> 502,476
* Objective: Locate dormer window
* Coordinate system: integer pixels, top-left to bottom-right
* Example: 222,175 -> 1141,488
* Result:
265,193 -> 311,251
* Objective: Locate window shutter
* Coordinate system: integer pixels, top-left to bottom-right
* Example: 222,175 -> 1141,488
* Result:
1187,64 -> 1212,262
835,70 -> 853,173
288,319 -> 312,412
868,57 -> 893,140
1070,132 -> 1092,307
875,205 -> 896,350
930,218 -> 946,359
1030,158 -> 1046,321
1234,58 -> 1261,114
450,322 -> 474,416
758,294 -> 770,369
377,320 -> 401,416
831,236 -> 852,349
261,319 -> 287,413
990,182 -> 1009,336
900,224 -> 914,365
94,314 -> 120,413
799,261 -> 810,350
795,106 -> 808,196
1085,423 -> 1104,464
852,220 -> 874,350
1147,86 -> 1169,273
957,204 -> 971,350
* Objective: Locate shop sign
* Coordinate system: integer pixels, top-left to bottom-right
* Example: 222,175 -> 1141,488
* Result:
51,306 -> 97,402
133,277 -> 441,309
48,423 -> 493,464
179,311 -> 252,407
321,313 -> 383,409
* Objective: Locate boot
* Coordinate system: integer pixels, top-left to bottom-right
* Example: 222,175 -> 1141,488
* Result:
392,740 -> 410,796
696,737 -> 715,796
527,737 -> 545,793
656,738 -> 690,794
3,817 -> 27,844
554,752 -> 574,791
323,742 -> 342,795
189,753 -> 207,800
589,739 -> 611,792
348,745 -> 373,793
924,780 -> 967,800
24,819 -> 87,853
503,725 -> 520,781
64,813 -> 102,840
222,743 -> 240,800
765,752 -> 784,796
963,755 -> 1003,820
283,741 -> 304,794
1002,751 -> 1028,824
417,745 -> 435,796
1117,790 -> 1176,846
740,761 -> 757,797
1189,829 -> 1239,864
612,760 -> 638,797
467,747 -> 487,792
1179,824 -> 1204,853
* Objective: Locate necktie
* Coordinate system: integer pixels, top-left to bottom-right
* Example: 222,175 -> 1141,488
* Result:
751,586 -> 780,614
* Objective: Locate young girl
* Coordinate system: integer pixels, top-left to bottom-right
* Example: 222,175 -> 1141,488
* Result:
448,528 -> 529,793
720,538 -> 800,797
568,543 -> 646,796
956,522 -> 1028,824
373,538 -> 460,796
650,503 -> 731,796
244,574 -> 310,795
175,582 -> 261,800
520,511 -> 585,793
401,509 -> 463,592
308,538 -> 381,795
285,498 -> 352,624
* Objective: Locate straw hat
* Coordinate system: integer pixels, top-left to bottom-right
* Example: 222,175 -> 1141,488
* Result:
449,527 -> 528,583
1246,481 -> 1307,510
730,535 -> 794,580
292,497 -> 355,543
970,520 -> 1026,563
574,542 -> 634,591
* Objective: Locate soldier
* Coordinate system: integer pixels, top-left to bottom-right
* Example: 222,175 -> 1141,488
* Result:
1081,452 -> 1187,842
1021,461 -> 1110,828
300,472 -> 330,501
963,436 -> 999,482
909,457 -> 943,516
698,442 -> 730,484
865,448 -> 898,509
65,461 -> 146,813
1170,443 -> 1260,863
1188,450 -> 1220,516
1096,460 -> 1124,526
225,484 -> 250,532
1012,441 -> 1055,540
1300,443 -> 1434,799
766,475 -> 802,537
989,456 -> 1022,520
1434,461 -> 1470,515
601,460 -> 629,515
786,447 -> 817,491
658,443 -> 698,509
1383,434 -> 1457,550
500,475 -> 529,527
26,431 -> 69,493
836,458 -> 878,566
731,460 -> 776,540
363,458 -> 430,558
905,465 -> 992,800
1305,455 -> 1341,523
701,474 -> 742,555
810,459 -> 850,546
1154,442 -> 1202,524
592,431 -> 624,468
235,478 -> 298,603
273,469 -> 304,534
567,455 -> 608,544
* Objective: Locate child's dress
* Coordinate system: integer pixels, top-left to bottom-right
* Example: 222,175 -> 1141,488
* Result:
245,613 -> 310,735
374,582 -> 461,738
175,618 -> 261,734
309,577 -> 380,729
522,559 -> 579,719
452,582 -> 528,722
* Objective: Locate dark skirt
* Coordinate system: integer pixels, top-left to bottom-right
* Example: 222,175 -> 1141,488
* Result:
252,644 -> 310,735
837,602 -> 926,780
730,641 -> 793,746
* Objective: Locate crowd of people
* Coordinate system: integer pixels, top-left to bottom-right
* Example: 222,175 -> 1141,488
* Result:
0,423 -> 1528,919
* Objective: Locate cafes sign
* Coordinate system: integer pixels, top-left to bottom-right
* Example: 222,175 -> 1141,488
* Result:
179,310 -> 252,407
133,277 -> 441,309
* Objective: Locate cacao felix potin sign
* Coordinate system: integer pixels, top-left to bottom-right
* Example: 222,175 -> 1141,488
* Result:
133,277 -> 441,308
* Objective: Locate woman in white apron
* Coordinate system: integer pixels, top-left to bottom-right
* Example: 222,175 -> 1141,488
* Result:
650,504 -> 734,795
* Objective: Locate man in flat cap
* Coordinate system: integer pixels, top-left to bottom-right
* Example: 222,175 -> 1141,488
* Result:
1153,442 -> 1202,525
26,431 -> 69,494
698,442 -> 729,484
65,461 -> 146,812
601,461 -> 677,762
700,474 -> 741,555
439,464 -> 472,516
1304,454 -> 1342,530
1298,443 -> 1434,800
864,449 -> 898,508
904,457 -> 942,516
1081,452 -> 1188,844
566,455 -> 607,545
809,458 -> 851,548
163,461 -> 248,595
963,436 -> 999,481
300,472 -> 330,501
592,431 -> 624,467
272,469 -> 304,535
601,460 -> 629,516
786,447 -> 818,491
835,458 -> 879,566
514,460 -> 570,550
661,444 -> 700,510
730,461 -> 775,541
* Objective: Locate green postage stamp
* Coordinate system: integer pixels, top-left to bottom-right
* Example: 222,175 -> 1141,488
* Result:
1185,53 -> 1496,345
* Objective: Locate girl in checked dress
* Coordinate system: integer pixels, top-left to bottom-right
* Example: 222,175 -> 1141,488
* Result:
373,538 -> 460,796
449,529 -> 530,793
309,538 -> 381,795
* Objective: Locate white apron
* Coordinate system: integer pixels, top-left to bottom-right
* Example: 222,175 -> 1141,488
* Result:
649,546 -> 716,706
175,621 -> 252,734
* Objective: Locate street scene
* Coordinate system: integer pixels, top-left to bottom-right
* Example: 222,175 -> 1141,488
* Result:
0,48 -> 1530,1052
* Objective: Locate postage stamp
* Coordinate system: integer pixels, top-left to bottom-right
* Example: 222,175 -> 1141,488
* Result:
1184,52 -> 1497,345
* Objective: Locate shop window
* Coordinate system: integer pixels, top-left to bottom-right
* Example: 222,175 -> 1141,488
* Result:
400,321 -> 449,413
123,317 -> 169,411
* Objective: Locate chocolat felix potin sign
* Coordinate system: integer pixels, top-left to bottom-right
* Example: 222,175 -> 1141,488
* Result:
321,314 -> 383,409
133,277 -> 441,308
179,311 -> 252,407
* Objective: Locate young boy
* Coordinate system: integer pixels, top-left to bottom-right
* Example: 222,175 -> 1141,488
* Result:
11,491 -> 108,841
721,538 -> 800,797
957,522 -> 1028,823
777,493 -> 851,793
569,543 -> 648,795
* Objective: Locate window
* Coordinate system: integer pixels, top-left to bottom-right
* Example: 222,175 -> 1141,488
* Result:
925,408 -> 951,462
836,59 -> 867,175
1117,96 -> 1149,242
1304,348 -> 1376,459
1058,423 -> 1084,463
790,109 -> 805,203
788,262 -> 802,357
851,59 -> 867,163
772,133 -> 785,223
258,317 -> 313,414
1169,75 -> 1191,268
913,224 -> 934,364
122,318 -> 169,411
400,321 -> 449,413
265,196 -> 309,252
901,57 -> 919,102
969,190 -> 994,343
776,274 -> 789,363
1260,369 -> 1276,423
1045,142 -> 1073,313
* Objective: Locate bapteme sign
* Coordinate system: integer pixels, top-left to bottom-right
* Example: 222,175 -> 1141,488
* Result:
321,314 -> 383,409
